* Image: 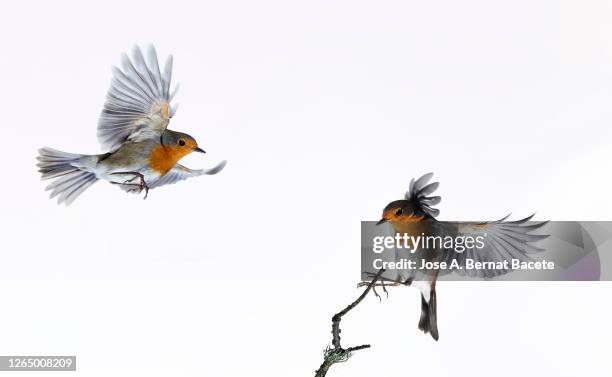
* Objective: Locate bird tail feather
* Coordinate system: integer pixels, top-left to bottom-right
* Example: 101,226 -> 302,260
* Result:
37,147 -> 99,205
418,294 -> 430,333
418,291 -> 439,341
428,289 -> 439,341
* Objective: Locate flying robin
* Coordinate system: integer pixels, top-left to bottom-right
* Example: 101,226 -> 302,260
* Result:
37,45 -> 226,205
364,173 -> 547,341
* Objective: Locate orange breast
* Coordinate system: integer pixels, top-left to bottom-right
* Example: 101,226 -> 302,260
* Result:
149,145 -> 185,175
394,217 -> 429,235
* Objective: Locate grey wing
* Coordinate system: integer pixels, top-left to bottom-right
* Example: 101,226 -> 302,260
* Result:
405,172 -> 441,218
435,215 -> 549,278
98,45 -> 178,151
149,161 -> 227,189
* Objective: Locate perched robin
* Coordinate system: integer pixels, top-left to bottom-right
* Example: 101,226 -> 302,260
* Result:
368,173 -> 547,341
37,45 -> 226,205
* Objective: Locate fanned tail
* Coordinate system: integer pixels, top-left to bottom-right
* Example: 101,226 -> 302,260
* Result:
36,147 -> 99,205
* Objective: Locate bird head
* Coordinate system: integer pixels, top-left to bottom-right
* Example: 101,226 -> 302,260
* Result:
161,130 -> 205,158
377,199 -> 424,225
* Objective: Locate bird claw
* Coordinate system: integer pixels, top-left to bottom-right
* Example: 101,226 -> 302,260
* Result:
110,172 -> 149,199
357,280 -> 390,300
361,272 -> 412,286
372,285 -> 384,301
357,272 -> 413,300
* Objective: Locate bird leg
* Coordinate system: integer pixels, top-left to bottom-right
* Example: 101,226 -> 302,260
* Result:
357,272 -> 412,293
110,172 -> 149,199
361,271 -> 412,285
357,280 -> 397,292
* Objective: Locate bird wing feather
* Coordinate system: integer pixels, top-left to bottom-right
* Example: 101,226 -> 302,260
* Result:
148,161 -> 227,189
432,215 -> 549,278
97,45 -> 177,151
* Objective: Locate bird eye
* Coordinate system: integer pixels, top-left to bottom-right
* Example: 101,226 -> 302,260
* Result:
395,208 -> 403,216
178,139 -> 186,146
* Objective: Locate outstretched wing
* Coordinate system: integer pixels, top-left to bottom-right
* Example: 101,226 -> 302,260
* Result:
98,45 -> 178,151
406,172 -> 441,218
434,215 -> 549,278
148,161 -> 227,189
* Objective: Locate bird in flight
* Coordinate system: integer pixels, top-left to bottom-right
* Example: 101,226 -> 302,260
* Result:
37,45 -> 226,205
364,173 -> 547,340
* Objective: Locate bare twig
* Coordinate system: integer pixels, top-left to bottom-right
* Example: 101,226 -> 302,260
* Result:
314,268 -> 385,377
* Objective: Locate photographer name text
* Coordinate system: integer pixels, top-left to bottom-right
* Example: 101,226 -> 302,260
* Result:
372,258 -> 555,271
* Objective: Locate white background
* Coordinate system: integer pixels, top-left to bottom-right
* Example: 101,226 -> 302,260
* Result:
1,1 -> 611,376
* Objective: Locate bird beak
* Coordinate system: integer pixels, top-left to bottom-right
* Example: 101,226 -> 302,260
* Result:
376,218 -> 387,225
194,147 -> 206,154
